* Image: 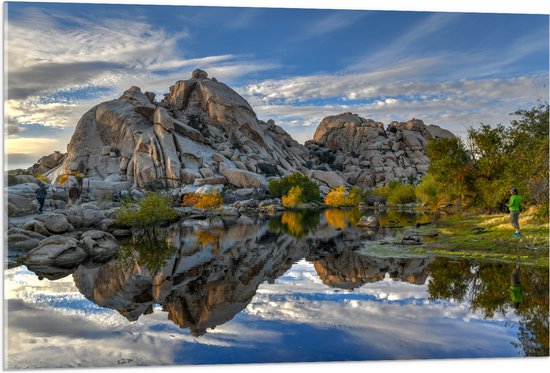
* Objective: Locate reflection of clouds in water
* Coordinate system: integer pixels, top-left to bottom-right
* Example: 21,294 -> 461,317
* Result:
5,257 -> 521,368
247,261 -> 519,358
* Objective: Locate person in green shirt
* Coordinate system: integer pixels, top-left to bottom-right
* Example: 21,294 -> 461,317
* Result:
508,187 -> 522,237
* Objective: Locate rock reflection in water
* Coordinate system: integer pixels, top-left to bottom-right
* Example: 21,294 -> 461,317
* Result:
22,211 -> 549,357
70,215 -> 434,336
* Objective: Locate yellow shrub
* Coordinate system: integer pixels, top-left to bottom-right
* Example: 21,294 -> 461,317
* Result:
183,192 -> 224,209
324,186 -> 348,207
282,185 -> 303,208
182,193 -> 201,206
324,186 -> 363,207
33,173 -> 49,183
195,192 -> 224,209
57,174 -> 69,186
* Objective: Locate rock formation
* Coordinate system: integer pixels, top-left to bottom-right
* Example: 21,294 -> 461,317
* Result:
306,112 -> 454,188
46,69 -> 310,192
67,217 -> 433,335
16,69 -> 456,202
27,151 -> 66,175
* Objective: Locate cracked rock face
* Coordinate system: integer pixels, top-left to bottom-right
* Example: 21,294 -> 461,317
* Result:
46,71 -> 311,190
306,112 -> 455,187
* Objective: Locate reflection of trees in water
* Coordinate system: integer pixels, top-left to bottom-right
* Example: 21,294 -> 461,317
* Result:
324,208 -> 362,229
268,210 -> 320,238
117,239 -> 177,274
427,258 -> 549,357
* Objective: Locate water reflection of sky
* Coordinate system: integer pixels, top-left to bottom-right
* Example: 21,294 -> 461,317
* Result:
5,259 -> 522,369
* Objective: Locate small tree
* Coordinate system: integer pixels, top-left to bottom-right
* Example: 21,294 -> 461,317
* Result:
268,172 -> 320,203
116,192 -> 178,241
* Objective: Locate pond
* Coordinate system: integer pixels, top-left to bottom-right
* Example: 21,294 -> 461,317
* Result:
4,209 -> 549,368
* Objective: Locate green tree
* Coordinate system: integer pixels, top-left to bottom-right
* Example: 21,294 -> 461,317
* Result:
116,192 -> 178,241
426,136 -> 475,206
268,172 -> 321,203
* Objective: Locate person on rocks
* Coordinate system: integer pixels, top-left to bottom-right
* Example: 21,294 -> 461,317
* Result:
508,187 -> 522,238
35,182 -> 48,214
68,184 -> 81,205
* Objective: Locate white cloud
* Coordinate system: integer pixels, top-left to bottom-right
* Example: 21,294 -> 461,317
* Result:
241,70 -> 547,141
298,10 -> 369,41
4,9 -> 280,166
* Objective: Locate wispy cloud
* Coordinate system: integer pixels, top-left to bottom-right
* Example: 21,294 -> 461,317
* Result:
298,10 -> 369,41
4,8 -> 280,165
241,72 -> 547,142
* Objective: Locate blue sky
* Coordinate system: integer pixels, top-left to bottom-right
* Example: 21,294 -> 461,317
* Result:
4,1 -> 549,168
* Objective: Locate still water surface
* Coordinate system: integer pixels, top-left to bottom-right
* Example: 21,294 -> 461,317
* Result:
4,210 -> 549,368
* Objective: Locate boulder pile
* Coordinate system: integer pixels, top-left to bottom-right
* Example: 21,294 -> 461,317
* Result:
306,112 -> 454,188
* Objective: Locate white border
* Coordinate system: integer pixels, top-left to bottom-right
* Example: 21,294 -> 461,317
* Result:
1,1 -> 549,373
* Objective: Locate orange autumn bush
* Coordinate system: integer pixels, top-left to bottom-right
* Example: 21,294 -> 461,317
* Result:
324,186 -> 363,207
282,185 -> 303,208
182,191 -> 224,210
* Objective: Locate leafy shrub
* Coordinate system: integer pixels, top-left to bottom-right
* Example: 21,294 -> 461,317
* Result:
182,193 -> 201,206
282,185 -> 303,208
33,173 -> 49,183
268,172 -> 320,203
182,191 -> 224,209
257,162 -> 279,177
415,174 -> 440,206
116,192 -> 178,231
195,192 -> 224,209
325,186 -> 364,207
57,174 -> 69,186
387,184 -> 416,205
373,180 -> 416,205
348,187 -> 364,206
324,186 -> 348,207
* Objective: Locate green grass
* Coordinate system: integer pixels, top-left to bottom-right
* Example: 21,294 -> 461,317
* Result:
420,210 -> 549,267
356,208 -> 548,267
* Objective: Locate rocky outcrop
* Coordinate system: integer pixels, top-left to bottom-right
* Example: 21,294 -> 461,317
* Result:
25,236 -> 86,269
80,230 -> 120,262
46,70 -> 310,192
27,151 -> 66,175
5,182 -> 67,217
22,69 -> 456,196
306,113 -> 454,187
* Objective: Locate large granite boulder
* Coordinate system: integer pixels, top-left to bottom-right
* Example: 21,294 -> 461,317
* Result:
35,213 -> 73,234
80,230 -> 120,261
27,150 -> 65,175
44,70 -> 311,196
220,167 -> 267,188
6,182 -> 39,216
311,170 -> 346,188
7,228 -> 47,252
25,236 -> 87,268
